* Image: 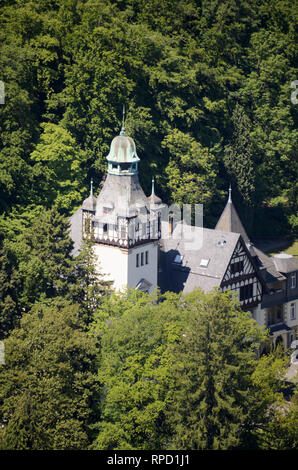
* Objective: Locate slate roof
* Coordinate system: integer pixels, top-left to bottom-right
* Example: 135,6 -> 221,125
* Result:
95,173 -> 148,217
82,194 -> 97,212
215,198 -> 250,244
253,247 -> 286,282
158,222 -> 240,294
269,323 -> 292,334
272,254 -> 298,274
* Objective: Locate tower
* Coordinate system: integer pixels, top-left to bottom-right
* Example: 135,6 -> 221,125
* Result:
215,184 -> 250,244
83,117 -> 163,293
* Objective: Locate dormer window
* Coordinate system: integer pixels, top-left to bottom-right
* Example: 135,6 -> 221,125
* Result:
200,259 -> 209,268
173,254 -> 183,264
103,207 -> 112,214
290,303 -> 296,320
290,272 -> 297,289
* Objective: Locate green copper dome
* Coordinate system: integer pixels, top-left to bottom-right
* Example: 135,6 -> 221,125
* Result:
106,130 -> 140,164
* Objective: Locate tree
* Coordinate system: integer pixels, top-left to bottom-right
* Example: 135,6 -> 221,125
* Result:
30,123 -> 87,212
258,389 -> 298,450
224,104 -> 256,218
91,288 -> 285,450
164,289 -> 269,450
0,238 -> 20,339
162,129 -> 218,208
16,206 -> 75,309
71,233 -> 112,324
90,289 -> 180,450
0,301 -> 100,450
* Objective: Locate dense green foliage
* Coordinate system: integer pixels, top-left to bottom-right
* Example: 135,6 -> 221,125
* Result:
1,283 -> 297,449
90,288 -> 296,450
0,301 -> 100,450
0,0 -> 297,235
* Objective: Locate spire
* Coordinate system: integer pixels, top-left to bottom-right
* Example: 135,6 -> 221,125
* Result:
151,176 -> 155,196
215,185 -> 250,243
148,175 -> 162,206
228,183 -> 232,203
82,177 -> 96,212
120,104 -> 126,136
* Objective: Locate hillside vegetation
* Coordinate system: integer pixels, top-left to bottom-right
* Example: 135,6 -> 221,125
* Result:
0,0 -> 297,236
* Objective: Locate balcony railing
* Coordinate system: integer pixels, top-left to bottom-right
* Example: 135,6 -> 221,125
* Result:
262,289 -> 287,308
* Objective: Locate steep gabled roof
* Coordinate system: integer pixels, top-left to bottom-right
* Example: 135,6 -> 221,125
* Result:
215,186 -> 250,243
273,253 -> 298,273
253,247 -> 286,282
158,222 -> 241,294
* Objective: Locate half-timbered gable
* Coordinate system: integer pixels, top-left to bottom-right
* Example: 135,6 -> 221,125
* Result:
221,238 -> 263,309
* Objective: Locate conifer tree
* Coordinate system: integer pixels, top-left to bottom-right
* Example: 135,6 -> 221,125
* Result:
17,206 -> 75,309
90,288 -> 285,450
71,232 -> 112,324
0,302 -> 100,450
164,289 -> 267,450
0,238 -> 20,339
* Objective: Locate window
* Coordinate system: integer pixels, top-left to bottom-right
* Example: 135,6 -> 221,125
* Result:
120,163 -> 130,171
290,273 -> 297,289
103,223 -> 108,233
173,254 -> 183,264
112,163 -> 118,169
84,218 -> 91,233
200,259 -> 209,268
121,226 -> 126,238
141,252 -> 144,266
231,260 -> 244,275
290,303 -> 296,320
145,251 -> 148,265
136,254 -> 139,268
240,284 -> 253,301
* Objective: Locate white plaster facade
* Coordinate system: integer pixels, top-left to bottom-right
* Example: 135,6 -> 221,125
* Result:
93,229 -> 158,293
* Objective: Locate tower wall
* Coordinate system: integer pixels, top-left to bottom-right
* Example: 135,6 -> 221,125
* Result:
93,241 -> 158,293
93,243 -> 129,291
127,241 -> 158,293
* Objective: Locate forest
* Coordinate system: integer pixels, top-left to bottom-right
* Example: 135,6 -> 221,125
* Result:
0,0 -> 297,451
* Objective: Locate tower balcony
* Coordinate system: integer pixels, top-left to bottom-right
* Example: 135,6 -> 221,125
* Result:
93,231 -> 160,249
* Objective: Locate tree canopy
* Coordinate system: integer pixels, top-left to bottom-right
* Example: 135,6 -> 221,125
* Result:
0,0 -> 297,235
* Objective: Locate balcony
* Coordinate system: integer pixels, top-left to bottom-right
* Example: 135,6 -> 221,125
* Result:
261,288 -> 287,308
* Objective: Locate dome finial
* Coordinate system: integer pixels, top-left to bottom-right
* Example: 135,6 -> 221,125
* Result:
228,183 -> 232,203
90,178 -> 93,197
120,104 -> 126,136
151,176 -> 155,195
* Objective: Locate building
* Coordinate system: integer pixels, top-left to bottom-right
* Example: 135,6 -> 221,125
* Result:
70,127 -> 298,349
70,121 -> 163,294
